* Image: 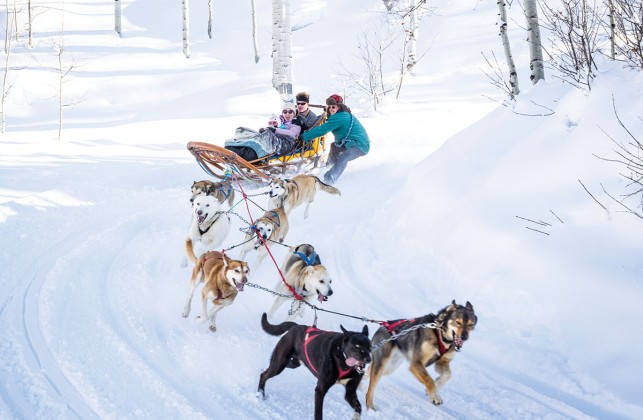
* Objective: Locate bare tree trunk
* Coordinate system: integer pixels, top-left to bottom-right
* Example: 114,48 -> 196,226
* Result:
406,0 -> 418,75
115,0 -> 122,37
608,0 -> 615,60
251,0 -> 259,63
525,0 -> 545,84
182,0 -> 190,58
498,0 -> 519,96
4,0 -> 9,54
271,0 -> 292,100
2,0 -> 13,132
207,0 -> 213,39
28,0 -> 33,47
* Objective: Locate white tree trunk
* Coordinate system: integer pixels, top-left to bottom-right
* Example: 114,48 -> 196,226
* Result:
498,0 -> 519,96
182,0 -> 190,58
28,0 -> 33,47
251,0 -> 259,63
524,0 -> 545,84
114,0 -> 122,37
406,0 -> 418,75
271,0 -> 292,100
2,0 -> 13,132
207,0 -> 213,39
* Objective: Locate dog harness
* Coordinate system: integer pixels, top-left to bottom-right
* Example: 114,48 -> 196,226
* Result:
293,250 -> 317,266
303,327 -> 353,380
434,328 -> 452,356
382,318 -> 415,334
199,212 -> 229,235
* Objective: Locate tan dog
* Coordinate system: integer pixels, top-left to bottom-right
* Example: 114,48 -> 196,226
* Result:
366,301 -> 477,409
268,174 -> 340,219
191,179 -> 235,207
238,207 -> 289,268
182,241 -> 250,332
267,244 -> 333,321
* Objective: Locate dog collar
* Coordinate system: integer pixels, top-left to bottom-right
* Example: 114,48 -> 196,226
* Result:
293,251 -> 317,266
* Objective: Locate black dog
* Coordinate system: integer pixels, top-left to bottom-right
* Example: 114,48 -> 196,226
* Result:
257,313 -> 372,420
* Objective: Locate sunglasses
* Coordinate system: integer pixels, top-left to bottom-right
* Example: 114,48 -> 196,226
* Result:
297,102 -> 307,105
328,105 -> 338,109
282,109 -> 295,114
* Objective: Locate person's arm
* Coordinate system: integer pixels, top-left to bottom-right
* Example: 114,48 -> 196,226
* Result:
302,115 -> 342,141
275,124 -> 301,138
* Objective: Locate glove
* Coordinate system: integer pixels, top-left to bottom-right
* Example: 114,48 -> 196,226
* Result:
267,126 -> 276,133
258,127 -> 266,133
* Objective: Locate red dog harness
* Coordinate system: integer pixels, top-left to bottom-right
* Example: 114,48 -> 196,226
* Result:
303,327 -> 353,380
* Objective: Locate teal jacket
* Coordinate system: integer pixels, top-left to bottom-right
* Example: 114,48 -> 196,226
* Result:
302,111 -> 370,154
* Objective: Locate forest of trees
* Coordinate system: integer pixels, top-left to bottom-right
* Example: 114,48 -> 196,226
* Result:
1,0 -> 642,134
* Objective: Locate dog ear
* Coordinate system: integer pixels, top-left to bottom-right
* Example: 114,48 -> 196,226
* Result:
466,301 -> 474,311
340,325 -> 349,337
222,254 -> 229,268
361,325 -> 369,337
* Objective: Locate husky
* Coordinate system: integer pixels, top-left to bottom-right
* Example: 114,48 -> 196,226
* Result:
267,244 -> 332,321
182,245 -> 249,332
183,192 -> 231,267
190,179 -> 235,207
238,207 -> 289,268
365,300 -> 477,409
258,313 -> 372,420
268,174 -> 341,219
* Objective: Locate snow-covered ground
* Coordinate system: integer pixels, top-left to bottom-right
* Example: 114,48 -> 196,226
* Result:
1,1 -> 642,418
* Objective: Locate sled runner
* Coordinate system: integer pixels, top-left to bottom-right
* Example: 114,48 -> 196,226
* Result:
187,110 -> 328,185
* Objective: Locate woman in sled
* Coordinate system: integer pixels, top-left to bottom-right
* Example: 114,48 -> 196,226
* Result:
224,103 -> 302,161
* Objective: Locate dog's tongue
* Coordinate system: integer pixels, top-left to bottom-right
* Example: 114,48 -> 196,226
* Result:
345,357 -> 362,368
197,213 -> 207,224
235,282 -> 245,292
317,291 -> 328,303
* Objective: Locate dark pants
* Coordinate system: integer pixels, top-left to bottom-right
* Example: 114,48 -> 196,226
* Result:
323,143 -> 365,185
225,146 -> 258,162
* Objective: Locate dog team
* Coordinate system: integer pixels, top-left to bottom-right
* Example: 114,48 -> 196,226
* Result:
182,176 -> 478,419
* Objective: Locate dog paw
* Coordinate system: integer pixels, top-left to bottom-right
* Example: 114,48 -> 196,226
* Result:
181,312 -> 189,318
256,390 -> 266,400
352,412 -> 361,420
209,325 -> 217,332
430,393 -> 443,405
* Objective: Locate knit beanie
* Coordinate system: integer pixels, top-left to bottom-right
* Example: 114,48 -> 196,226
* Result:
282,102 -> 297,112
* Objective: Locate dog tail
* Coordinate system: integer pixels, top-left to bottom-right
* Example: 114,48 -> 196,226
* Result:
185,238 -> 198,264
313,176 -> 341,196
261,312 -> 298,336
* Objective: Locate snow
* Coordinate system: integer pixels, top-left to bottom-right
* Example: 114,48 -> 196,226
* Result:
1,0 -> 643,419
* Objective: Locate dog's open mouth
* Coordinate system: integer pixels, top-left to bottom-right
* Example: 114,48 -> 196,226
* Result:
345,357 -> 367,374
317,290 -> 328,303
235,280 -> 245,292
454,335 -> 464,351
197,213 -> 208,224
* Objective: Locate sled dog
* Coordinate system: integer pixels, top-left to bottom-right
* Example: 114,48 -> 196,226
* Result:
267,244 -> 332,321
184,192 -> 231,267
258,313 -> 372,420
365,300 -> 477,409
191,179 -> 235,207
238,207 -> 289,267
268,174 -> 340,219
181,244 -> 249,332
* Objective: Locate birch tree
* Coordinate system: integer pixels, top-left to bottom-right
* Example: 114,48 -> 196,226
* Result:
498,0 -> 519,96
2,0 -> 14,132
610,0 -> 643,69
406,0 -> 418,75
114,0 -> 121,37
208,0 -> 213,39
182,0 -> 190,58
271,0 -> 292,100
251,0 -> 259,63
28,0 -> 33,47
524,0 -> 545,84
